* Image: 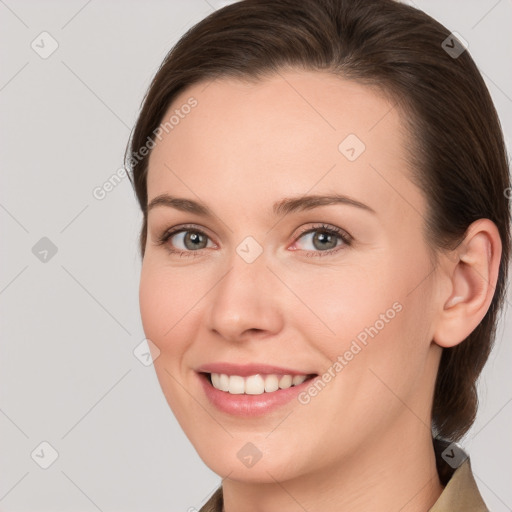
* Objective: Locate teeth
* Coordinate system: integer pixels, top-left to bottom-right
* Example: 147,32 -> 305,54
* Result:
211,373 -> 221,389
245,374 -> 265,395
279,374 -> 292,389
219,373 -> 230,392
264,375 -> 279,392
209,373 -> 309,395
229,375 -> 245,394
292,375 -> 307,386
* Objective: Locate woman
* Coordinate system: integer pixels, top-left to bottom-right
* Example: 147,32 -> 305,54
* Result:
125,0 -> 510,510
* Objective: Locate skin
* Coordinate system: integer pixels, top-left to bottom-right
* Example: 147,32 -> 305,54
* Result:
139,70 -> 501,512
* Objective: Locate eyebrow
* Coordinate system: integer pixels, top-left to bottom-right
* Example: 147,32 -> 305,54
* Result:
146,193 -> 376,217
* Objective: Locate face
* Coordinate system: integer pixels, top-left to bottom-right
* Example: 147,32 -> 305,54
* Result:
139,70 -> 443,483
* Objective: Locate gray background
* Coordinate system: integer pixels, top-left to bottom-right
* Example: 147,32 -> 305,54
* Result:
0,0 -> 510,510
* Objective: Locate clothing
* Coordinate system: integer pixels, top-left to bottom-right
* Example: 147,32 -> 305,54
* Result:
199,438 -> 489,512
428,458 -> 488,511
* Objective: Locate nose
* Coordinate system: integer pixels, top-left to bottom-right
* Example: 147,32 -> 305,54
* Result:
205,249 -> 285,343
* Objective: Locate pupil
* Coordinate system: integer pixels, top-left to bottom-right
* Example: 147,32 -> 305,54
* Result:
315,232 -> 335,250
186,231 -> 204,250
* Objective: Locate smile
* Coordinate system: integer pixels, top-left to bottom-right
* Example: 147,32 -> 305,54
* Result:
197,372 -> 319,416
208,372 -> 311,395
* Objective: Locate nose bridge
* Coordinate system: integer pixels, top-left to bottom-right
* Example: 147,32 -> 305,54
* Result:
206,242 -> 283,340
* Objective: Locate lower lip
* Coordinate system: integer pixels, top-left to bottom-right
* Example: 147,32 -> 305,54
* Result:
198,373 -> 317,417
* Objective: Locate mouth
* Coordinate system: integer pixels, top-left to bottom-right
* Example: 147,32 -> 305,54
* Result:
195,362 -> 320,416
196,370 -> 319,416
202,372 -> 317,395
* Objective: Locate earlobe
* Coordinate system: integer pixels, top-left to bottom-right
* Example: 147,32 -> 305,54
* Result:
433,219 -> 502,348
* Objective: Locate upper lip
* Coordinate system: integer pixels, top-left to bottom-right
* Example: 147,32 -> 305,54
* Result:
196,362 -> 316,377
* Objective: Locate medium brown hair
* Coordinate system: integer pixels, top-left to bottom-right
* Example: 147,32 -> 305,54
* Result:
125,0 -> 510,442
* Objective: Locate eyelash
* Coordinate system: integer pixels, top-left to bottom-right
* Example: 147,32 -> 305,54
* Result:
155,223 -> 352,258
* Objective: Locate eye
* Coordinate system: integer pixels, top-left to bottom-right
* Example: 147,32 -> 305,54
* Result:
156,224 -> 215,256
155,222 -> 352,257
291,223 -> 352,256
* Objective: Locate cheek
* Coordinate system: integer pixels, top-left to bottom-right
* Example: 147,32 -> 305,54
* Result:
280,260 -> 399,350
139,263 -> 168,343
319,261 -> 436,417
138,261 -> 197,353
287,252 -> 432,379
138,261 -> 199,417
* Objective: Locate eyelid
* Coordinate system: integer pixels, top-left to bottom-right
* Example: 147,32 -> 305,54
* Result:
290,223 -> 352,253
156,223 -> 216,247
156,222 -> 352,255
294,223 -> 352,242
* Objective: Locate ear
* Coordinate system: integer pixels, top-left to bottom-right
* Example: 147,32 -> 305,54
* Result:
433,219 -> 502,348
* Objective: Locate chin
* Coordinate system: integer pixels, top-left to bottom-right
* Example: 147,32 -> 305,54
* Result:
203,455 -> 299,483
189,433 -> 310,484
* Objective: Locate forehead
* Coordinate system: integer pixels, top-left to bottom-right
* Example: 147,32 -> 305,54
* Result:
146,70 -> 425,224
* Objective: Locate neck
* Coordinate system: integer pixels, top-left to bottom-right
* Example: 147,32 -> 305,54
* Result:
221,424 -> 443,512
